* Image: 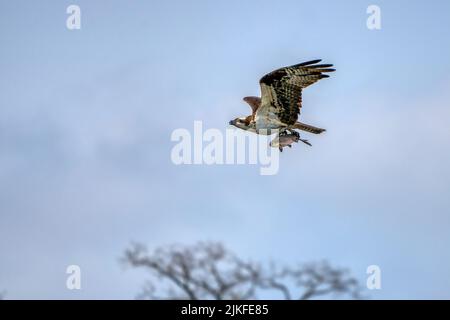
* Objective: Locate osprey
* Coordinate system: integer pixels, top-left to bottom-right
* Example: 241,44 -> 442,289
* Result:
229,59 -> 335,150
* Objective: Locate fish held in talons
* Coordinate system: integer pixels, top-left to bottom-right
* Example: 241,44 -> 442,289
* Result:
270,131 -> 313,151
270,133 -> 298,152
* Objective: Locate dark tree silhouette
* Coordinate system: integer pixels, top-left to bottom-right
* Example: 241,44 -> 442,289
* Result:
123,242 -> 361,300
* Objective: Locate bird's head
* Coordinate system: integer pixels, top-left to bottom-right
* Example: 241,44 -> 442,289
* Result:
229,116 -> 252,131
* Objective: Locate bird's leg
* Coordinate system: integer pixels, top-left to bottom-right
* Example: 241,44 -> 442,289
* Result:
291,130 -> 300,139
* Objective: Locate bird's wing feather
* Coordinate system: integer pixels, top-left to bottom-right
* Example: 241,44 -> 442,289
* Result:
243,96 -> 261,114
257,59 -> 335,126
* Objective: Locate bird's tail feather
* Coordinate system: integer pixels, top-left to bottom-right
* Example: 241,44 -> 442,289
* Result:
293,122 -> 326,134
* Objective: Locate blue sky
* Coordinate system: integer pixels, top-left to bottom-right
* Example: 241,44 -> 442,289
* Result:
1,0 -> 450,299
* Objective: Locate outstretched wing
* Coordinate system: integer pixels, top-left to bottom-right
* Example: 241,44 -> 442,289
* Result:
257,59 -> 335,126
243,96 -> 261,114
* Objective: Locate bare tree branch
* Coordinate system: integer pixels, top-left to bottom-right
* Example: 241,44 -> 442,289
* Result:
122,242 -> 362,300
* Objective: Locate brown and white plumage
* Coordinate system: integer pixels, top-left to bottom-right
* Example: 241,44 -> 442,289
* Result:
229,59 -> 335,148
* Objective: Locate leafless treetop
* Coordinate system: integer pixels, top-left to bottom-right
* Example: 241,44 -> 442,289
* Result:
123,242 -> 361,300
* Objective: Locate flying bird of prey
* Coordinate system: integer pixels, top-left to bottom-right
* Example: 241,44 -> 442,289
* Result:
229,59 -> 335,150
